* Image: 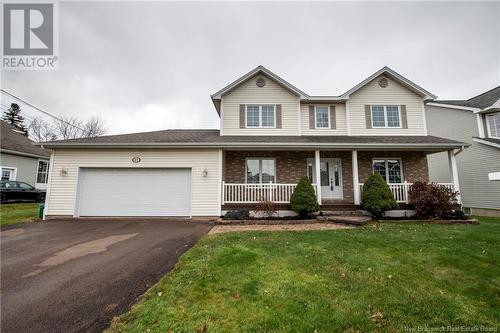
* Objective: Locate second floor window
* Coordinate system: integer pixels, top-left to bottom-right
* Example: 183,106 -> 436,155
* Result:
371,105 -> 401,128
315,106 -> 330,128
246,105 -> 275,128
487,112 -> 500,139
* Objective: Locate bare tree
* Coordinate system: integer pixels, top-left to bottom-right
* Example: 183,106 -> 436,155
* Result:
27,116 -> 58,142
53,116 -> 85,139
82,116 -> 106,137
27,115 -> 107,141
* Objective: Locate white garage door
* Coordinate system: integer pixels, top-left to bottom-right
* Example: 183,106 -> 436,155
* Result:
76,168 -> 191,217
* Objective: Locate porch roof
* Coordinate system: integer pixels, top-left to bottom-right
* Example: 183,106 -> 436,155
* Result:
39,129 -> 468,151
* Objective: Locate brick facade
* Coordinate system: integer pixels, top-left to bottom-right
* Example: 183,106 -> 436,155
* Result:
224,150 -> 429,203
357,151 -> 429,183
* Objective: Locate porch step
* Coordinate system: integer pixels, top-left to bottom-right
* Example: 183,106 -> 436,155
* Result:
319,210 -> 368,216
316,215 -> 372,226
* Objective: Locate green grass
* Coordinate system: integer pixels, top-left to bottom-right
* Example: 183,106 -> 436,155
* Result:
0,203 -> 39,226
108,217 -> 500,333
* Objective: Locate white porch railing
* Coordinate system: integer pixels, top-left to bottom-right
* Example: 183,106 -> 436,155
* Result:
222,182 -> 317,204
358,182 -> 455,204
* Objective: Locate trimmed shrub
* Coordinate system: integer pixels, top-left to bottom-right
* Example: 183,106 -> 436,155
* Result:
361,173 -> 398,217
254,200 -> 278,218
290,177 -> 319,218
409,182 -> 458,219
223,209 -> 250,220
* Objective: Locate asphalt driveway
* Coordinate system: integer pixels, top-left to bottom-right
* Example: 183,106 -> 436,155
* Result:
1,218 -> 213,333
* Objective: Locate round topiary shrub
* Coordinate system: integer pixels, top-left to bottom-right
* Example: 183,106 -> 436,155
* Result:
361,173 -> 398,217
290,177 -> 319,218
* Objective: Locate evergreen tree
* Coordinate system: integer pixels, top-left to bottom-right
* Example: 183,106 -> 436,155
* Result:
290,177 -> 319,218
361,173 -> 398,217
2,103 -> 28,136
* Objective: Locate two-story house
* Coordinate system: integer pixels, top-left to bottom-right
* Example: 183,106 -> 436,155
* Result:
426,86 -> 500,217
40,66 -> 467,219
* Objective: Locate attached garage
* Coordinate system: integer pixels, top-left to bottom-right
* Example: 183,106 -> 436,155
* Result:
42,148 -> 221,219
75,168 -> 192,217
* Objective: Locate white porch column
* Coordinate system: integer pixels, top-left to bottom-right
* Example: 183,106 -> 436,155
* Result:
352,150 -> 360,205
448,150 -> 461,203
314,150 -> 322,204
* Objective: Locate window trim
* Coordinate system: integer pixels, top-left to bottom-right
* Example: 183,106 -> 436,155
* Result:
245,157 -> 277,184
486,112 -> 500,139
245,104 -> 277,128
35,159 -> 50,184
371,105 -> 402,128
314,105 -> 330,129
371,158 -> 404,184
0,166 -> 17,181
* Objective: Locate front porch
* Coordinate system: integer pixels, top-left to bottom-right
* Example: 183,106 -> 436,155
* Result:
221,149 -> 460,209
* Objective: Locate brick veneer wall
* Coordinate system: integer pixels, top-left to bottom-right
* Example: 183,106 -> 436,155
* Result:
224,150 -> 429,204
357,151 -> 429,183
224,151 -> 313,184
224,150 -> 354,201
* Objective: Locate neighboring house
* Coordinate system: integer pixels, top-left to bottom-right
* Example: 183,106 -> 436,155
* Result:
1,121 -> 51,189
426,87 -> 500,217
39,66 -> 467,219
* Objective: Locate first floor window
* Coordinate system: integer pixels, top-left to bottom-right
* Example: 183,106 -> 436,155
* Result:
315,106 -> 330,128
246,158 -> 276,184
246,105 -> 275,128
36,160 -> 49,183
487,112 -> 500,138
373,159 -> 402,183
371,105 -> 401,128
0,167 -> 16,181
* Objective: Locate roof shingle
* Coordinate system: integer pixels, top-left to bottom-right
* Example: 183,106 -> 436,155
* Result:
1,121 -> 50,157
40,129 -> 466,148
432,86 -> 500,109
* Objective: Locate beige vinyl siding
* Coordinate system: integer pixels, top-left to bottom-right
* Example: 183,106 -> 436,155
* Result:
45,149 -> 220,217
348,76 -> 426,135
300,103 -> 347,135
222,74 -> 299,135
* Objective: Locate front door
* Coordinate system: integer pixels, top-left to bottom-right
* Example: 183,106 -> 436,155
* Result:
308,158 -> 343,199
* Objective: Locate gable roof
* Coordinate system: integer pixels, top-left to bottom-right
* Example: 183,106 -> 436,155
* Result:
210,65 -> 436,115
0,121 -> 50,158
431,86 -> 500,110
211,65 -> 309,99
340,66 -> 437,100
38,128 -> 467,150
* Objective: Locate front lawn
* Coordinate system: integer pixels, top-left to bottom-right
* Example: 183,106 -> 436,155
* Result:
108,217 -> 500,332
0,203 -> 39,226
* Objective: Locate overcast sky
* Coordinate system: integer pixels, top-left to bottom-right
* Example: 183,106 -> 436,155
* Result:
1,1 -> 499,135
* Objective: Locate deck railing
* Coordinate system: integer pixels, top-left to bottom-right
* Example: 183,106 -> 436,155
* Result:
222,182 -> 317,204
358,182 -> 455,204
222,182 -> 455,205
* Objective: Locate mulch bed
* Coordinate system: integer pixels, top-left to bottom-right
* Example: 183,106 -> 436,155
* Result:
432,219 -> 479,224
215,219 -> 321,226
377,218 -> 479,225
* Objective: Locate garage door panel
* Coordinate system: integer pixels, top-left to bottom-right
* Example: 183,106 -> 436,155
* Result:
76,168 -> 191,216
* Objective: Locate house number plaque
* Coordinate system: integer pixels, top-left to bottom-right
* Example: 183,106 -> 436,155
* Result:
132,157 -> 141,163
